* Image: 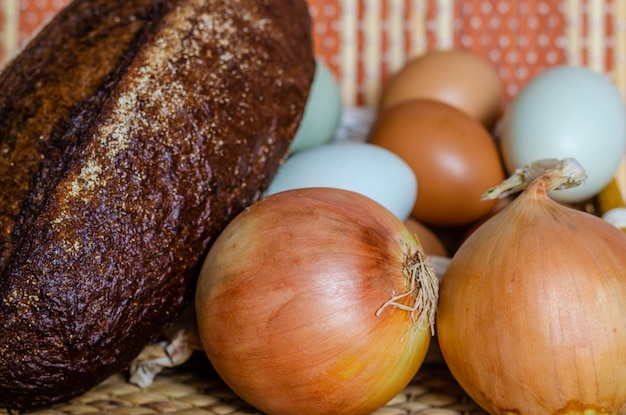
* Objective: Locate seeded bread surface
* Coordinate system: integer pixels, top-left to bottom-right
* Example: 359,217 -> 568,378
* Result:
0,0 -> 315,410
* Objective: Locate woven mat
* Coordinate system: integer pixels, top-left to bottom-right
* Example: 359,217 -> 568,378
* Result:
13,359 -> 488,415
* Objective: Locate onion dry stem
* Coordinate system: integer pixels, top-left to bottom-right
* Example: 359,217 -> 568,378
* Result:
376,245 -> 438,336
482,157 -> 587,200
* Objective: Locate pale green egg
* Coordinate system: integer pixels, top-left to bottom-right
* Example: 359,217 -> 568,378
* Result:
290,59 -> 343,153
267,142 -> 417,221
500,66 -> 626,203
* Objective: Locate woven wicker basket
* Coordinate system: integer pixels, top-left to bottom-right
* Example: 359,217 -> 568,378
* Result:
8,359 -> 489,415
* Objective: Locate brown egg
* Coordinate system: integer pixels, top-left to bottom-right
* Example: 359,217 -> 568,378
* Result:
404,217 -> 449,257
368,99 -> 505,227
380,49 -> 503,129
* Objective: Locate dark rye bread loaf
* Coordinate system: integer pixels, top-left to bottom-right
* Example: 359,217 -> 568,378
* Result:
0,0 -> 315,411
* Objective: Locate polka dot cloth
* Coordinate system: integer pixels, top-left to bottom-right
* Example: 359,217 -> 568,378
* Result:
455,0 -> 568,98
310,0 -> 623,106
1,0 -> 624,106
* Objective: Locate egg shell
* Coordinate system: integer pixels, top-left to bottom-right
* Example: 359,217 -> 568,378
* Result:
265,142 -> 417,221
379,49 -> 503,129
289,60 -> 343,153
368,99 -> 505,227
500,65 -> 626,203
403,217 -> 449,257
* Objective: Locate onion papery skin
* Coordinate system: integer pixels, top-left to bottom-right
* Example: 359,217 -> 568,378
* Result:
195,187 -> 434,415
437,182 -> 626,415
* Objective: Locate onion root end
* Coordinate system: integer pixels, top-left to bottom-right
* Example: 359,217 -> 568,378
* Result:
375,246 -> 438,336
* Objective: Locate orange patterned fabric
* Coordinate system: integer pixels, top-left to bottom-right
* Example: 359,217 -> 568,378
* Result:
309,0 -> 621,105
1,0 -> 624,106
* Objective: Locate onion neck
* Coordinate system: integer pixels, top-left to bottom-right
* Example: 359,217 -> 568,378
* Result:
483,158 -> 587,201
526,177 -> 548,200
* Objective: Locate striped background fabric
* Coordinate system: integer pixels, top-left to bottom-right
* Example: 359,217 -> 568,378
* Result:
2,0 -> 625,105
2,0 -> 626,189
310,0 -> 626,106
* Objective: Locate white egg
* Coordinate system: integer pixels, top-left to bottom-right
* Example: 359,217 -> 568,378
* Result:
500,65 -> 626,203
289,60 -> 343,153
266,142 -> 417,221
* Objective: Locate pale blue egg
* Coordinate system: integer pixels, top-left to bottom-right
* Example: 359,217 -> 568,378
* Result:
500,66 -> 626,202
289,60 -> 343,153
266,142 -> 417,221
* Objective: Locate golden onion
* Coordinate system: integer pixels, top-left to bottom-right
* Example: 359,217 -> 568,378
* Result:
437,159 -> 626,415
195,187 -> 438,415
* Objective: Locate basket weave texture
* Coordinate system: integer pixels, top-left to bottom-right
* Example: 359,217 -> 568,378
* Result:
8,362 -> 488,415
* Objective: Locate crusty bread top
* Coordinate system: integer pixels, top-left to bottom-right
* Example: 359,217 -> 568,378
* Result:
0,0 -> 315,410
0,0 -> 156,268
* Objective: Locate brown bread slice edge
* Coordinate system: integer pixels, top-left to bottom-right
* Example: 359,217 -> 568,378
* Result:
0,0 -> 315,410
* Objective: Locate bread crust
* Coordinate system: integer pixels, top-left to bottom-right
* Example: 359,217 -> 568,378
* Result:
0,0 -> 314,410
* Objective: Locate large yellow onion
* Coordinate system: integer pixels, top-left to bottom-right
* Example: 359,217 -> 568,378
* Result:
437,159 -> 626,415
195,187 -> 438,415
